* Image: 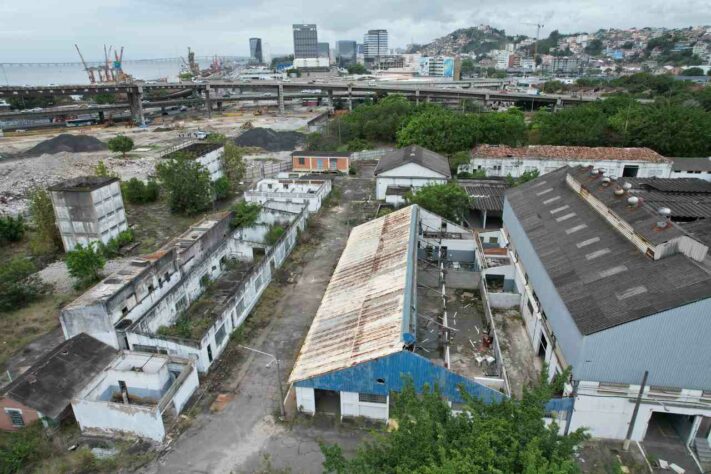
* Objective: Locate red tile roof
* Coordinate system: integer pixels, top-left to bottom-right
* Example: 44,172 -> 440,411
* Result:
472,145 -> 670,163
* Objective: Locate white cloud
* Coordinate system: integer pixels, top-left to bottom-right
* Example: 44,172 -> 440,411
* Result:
0,0 -> 708,61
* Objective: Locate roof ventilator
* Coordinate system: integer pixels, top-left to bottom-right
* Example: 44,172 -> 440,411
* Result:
656,207 -> 672,229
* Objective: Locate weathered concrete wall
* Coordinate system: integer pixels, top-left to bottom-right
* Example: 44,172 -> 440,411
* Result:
340,391 -> 389,421
73,399 -> 165,441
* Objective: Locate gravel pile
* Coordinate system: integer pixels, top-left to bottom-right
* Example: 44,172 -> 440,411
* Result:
233,128 -> 304,152
24,134 -> 108,157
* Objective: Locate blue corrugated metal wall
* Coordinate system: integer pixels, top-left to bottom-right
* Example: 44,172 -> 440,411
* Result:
503,198 -> 584,370
294,351 -> 505,404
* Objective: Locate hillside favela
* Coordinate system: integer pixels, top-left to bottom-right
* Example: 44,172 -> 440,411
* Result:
0,1 -> 710,472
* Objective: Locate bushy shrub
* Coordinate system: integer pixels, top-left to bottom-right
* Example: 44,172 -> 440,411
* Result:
0,215 -> 25,243
0,257 -> 46,312
212,176 -> 231,200
121,178 -> 159,204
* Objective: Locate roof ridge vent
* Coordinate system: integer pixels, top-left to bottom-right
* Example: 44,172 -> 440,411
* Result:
627,196 -> 640,207
601,177 -> 611,186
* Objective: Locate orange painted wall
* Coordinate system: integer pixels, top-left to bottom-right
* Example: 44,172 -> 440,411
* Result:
0,397 -> 40,431
292,156 -> 350,172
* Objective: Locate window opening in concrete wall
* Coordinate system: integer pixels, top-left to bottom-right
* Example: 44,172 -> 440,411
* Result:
5,409 -> 24,427
359,393 -> 387,404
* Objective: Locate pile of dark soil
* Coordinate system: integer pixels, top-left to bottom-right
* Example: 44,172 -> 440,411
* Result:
24,134 -> 108,156
233,128 -> 304,152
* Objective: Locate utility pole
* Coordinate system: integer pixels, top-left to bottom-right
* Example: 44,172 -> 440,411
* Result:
239,345 -> 286,418
623,370 -> 648,451
522,22 -> 545,73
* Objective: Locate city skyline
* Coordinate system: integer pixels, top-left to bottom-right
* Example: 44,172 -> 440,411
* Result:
1,0 -> 709,61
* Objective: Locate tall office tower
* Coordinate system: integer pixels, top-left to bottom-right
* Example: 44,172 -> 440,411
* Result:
249,38 -> 263,64
293,24 -> 319,58
363,29 -> 388,59
318,42 -> 330,59
336,40 -> 357,66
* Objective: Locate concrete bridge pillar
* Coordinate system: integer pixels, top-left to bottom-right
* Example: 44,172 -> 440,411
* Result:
347,85 -> 353,111
415,89 -> 420,105
127,86 -> 145,127
278,84 -> 285,114
484,93 -> 490,106
554,98 -> 563,112
204,86 -> 212,118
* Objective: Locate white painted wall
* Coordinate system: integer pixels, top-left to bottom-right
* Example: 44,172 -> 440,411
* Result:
72,399 -> 165,441
295,386 -> 315,414
376,163 -> 448,199
170,363 -> 200,414
197,147 -> 224,182
461,158 -> 672,179
340,391 -> 389,421
671,169 -> 711,182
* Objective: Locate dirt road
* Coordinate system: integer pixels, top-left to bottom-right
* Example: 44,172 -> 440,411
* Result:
145,178 -> 374,474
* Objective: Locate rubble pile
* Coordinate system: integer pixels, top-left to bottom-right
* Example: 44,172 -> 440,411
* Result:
23,134 -> 107,157
233,128 -> 304,152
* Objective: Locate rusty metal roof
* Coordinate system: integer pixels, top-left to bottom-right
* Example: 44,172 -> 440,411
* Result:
289,205 -> 416,383
473,144 -> 670,163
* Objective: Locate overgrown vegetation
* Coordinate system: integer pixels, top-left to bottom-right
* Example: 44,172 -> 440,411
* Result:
94,160 -> 117,178
65,242 -> 106,288
321,370 -> 587,473
405,183 -> 471,223
222,142 -> 247,192
0,257 -> 47,313
28,188 -> 62,255
506,169 -> 541,187
230,201 -> 261,228
212,176 -> 231,200
265,225 -> 285,246
156,152 -> 213,215
97,229 -> 135,258
121,178 -> 160,204
0,215 -> 25,243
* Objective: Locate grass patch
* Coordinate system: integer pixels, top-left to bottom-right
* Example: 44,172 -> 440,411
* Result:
0,291 -> 77,368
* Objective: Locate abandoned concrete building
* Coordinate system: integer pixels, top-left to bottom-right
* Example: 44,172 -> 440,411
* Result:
0,334 -> 117,432
289,205 -> 511,421
61,177 -> 325,373
374,145 -> 451,206
244,177 -> 332,213
162,141 -> 224,182
72,351 -> 199,442
496,165 -> 711,453
48,176 -> 128,252
460,145 -> 673,179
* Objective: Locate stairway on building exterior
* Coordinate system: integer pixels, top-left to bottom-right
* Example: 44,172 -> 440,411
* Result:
694,437 -> 711,471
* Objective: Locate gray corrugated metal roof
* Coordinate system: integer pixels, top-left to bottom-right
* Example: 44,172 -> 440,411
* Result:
671,157 -> 711,172
289,206 -> 416,383
461,180 -> 509,212
374,145 -> 451,178
2,334 -> 117,419
506,166 -> 711,335
625,177 -> 711,194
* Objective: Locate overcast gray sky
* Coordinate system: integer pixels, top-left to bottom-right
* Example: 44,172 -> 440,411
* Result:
1,0 -> 709,61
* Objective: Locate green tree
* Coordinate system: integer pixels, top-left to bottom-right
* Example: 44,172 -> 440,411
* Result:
584,38 -> 604,56
477,109 -> 527,146
230,201 -> 261,228
156,153 -> 213,215
222,142 -> 247,191
0,257 -> 46,312
405,183 -> 471,223
0,215 -> 25,243
681,67 -> 704,76
397,110 -> 478,154
449,151 -> 471,174
212,176 -> 231,200
460,58 -> 476,76
121,178 -> 159,204
28,188 -> 61,255
611,102 -> 711,157
7,96 -> 53,110
205,133 -> 227,144
93,93 -> 116,105
346,63 -> 369,74
321,372 -> 586,473
94,160 -> 117,178
107,135 -> 134,159
65,242 -> 106,287
532,105 -> 611,147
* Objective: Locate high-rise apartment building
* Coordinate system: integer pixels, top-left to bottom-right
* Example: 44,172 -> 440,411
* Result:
336,40 -> 357,66
293,24 -> 319,58
249,38 -> 263,64
363,29 -> 388,59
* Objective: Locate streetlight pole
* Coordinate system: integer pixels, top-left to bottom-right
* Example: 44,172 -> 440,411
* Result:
239,344 -> 286,418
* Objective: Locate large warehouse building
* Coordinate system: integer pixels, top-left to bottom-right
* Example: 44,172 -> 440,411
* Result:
289,205 -> 504,421
502,166 -> 711,453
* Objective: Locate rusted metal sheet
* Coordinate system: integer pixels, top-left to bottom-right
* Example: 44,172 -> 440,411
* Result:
289,206 -> 416,383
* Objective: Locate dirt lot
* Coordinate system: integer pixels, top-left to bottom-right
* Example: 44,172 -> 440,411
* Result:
0,109 -> 322,215
142,177 -> 376,474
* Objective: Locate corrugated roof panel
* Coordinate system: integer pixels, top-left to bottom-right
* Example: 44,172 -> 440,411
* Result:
289,205 -> 415,383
